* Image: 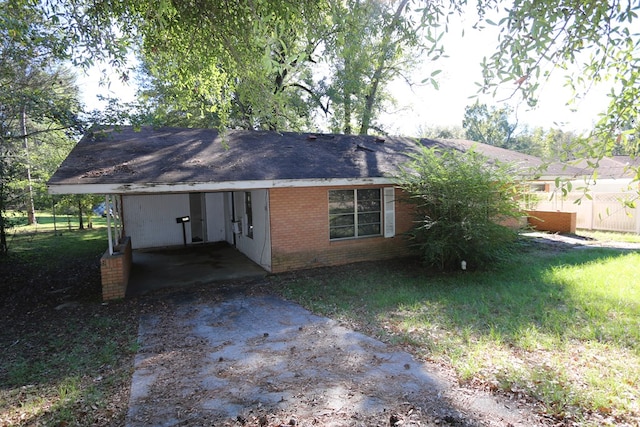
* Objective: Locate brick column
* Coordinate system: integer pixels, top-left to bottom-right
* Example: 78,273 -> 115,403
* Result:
100,236 -> 132,300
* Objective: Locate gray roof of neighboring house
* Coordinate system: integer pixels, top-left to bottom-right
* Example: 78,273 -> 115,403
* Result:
432,138 -> 582,178
571,156 -> 640,180
47,126 -> 581,194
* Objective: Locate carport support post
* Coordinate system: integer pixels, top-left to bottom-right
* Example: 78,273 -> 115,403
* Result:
106,195 -> 114,255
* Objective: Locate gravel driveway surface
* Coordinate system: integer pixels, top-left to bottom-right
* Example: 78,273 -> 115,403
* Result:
125,286 -> 548,427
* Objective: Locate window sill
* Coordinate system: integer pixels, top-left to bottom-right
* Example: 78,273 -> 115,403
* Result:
329,234 -> 383,243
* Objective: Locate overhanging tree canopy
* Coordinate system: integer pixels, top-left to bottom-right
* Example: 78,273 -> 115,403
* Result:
42,0 -> 451,133
478,0 -> 639,157
22,1 -> 635,137
7,1 -> 639,156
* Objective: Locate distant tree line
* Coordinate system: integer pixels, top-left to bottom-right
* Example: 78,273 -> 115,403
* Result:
422,101 -> 638,161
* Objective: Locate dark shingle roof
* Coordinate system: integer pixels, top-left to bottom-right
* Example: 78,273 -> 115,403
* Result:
48,126 -> 580,193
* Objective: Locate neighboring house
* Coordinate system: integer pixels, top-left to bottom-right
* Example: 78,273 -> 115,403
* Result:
47,126 -> 574,298
532,156 -> 640,233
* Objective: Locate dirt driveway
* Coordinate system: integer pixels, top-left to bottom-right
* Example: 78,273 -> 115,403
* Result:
125,285 -> 549,427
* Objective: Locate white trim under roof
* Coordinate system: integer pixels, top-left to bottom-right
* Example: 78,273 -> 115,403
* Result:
48,177 -> 395,195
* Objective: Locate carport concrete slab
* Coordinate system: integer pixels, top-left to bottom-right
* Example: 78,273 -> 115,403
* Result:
127,243 -> 267,296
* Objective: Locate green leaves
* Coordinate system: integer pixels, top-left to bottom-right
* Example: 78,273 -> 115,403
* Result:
479,0 -> 639,156
0,1 -> 85,252
397,146 -> 521,271
462,101 -> 518,149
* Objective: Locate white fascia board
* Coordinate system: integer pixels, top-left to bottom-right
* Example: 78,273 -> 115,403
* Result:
47,177 -> 395,195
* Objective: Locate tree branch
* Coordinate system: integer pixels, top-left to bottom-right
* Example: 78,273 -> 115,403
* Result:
289,83 -> 330,115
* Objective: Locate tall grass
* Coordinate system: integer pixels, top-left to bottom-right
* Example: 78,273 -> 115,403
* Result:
275,243 -> 640,424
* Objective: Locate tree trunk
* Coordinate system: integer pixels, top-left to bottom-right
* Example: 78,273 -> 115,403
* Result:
21,105 -> 37,225
344,91 -> 352,134
0,194 -> 7,256
78,199 -> 84,230
359,77 -> 380,135
358,0 -> 409,135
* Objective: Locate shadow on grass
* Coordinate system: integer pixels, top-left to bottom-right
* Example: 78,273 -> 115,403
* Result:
0,295 -> 139,425
0,294 -> 139,426
424,248 -> 639,349
273,238 -> 640,422
283,242 -> 639,346
2,228 -> 107,265
0,228 -> 138,425
6,212 -> 109,235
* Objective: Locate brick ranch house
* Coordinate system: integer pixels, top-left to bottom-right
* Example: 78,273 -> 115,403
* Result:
47,126 -> 573,300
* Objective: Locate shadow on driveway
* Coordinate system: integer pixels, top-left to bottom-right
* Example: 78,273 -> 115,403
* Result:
125,286 -> 543,426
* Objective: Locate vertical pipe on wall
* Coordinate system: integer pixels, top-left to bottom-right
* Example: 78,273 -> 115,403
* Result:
260,190 -> 270,267
118,194 -> 126,237
231,191 -> 236,246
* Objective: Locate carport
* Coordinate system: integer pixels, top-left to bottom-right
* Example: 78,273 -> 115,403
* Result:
126,243 -> 267,296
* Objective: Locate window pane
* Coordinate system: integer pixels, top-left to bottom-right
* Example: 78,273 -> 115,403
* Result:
358,212 -> 380,225
329,190 -> 354,203
330,214 -> 355,227
329,188 -> 383,240
358,199 -> 381,213
357,189 -> 381,212
357,189 -> 380,200
329,190 -> 354,214
329,202 -> 355,214
358,223 -> 381,236
331,226 -> 355,239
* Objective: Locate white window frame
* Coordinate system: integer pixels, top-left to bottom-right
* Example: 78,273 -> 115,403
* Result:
329,188 -> 385,240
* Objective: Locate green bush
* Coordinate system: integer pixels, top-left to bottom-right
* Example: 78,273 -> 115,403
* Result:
397,146 -> 522,271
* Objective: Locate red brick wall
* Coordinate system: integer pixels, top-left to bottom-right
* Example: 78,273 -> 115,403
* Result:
526,210 -> 577,233
100,236 -> 132,300
269,185 -> 414,273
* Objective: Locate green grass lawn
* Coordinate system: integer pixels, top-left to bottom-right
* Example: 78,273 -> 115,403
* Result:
0,224 -> 138,426
274,243 -> 640,425
2,214 -> 639,425
578,229 -> 640,243
4,210 -> 109,234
